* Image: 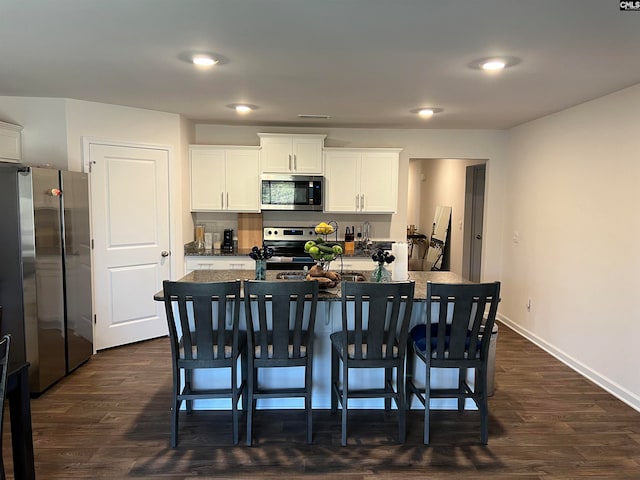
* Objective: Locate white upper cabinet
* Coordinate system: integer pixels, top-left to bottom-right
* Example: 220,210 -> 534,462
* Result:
324,148 -> 401,214
258,133 -> 326,174
190,145 -> 260,212
0,121 -> 23,162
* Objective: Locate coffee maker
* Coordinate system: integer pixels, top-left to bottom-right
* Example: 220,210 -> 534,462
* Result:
222,228 -> 234,253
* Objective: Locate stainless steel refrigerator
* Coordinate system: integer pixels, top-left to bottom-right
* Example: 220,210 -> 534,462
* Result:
0,164 -> 93,394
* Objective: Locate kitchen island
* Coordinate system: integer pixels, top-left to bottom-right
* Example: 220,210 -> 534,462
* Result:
155,269 -> 468,302
156,269 -> 476,410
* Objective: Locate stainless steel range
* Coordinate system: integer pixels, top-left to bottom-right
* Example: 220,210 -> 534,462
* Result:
263,226 -> 319,270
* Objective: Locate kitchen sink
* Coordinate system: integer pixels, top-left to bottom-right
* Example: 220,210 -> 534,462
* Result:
275,271 -> 367,282
340,272 -> 367,282
275,272 -> 306,280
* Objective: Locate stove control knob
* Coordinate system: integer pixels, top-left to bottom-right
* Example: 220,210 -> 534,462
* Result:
274,230 -> 278,235
267,230 -> 272,236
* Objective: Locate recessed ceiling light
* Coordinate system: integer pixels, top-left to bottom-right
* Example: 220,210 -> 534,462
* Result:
298,114 -> 331,119
410,107 -> 443,118
482,60 -> 506,71
227,103 -> 259,114
469,56 -> 521,72
177,51 -> 228,68
192,54 -> 218,67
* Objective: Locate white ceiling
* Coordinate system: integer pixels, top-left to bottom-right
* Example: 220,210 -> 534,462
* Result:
1,0 -> 639,129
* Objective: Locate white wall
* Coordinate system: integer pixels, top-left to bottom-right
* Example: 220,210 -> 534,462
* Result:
0,97 -> 68,168
0,97 -> 189,277
501,83 -> 640,410
195,124 -> 508,281
406,158 -> 422,229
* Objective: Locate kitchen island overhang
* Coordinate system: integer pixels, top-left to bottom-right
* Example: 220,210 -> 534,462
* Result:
155,270 -> 481,411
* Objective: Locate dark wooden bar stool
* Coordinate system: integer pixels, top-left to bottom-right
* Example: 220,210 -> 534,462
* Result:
243,280 -> 319,446
406,281 -> 501,444
162,280 -> 247,447
331,281 -> 415,446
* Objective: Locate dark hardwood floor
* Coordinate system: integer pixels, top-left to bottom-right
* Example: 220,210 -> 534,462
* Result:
3,324 -> 640,479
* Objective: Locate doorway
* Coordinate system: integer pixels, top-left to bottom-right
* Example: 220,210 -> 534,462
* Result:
462,164 -> 486,282
409,158 -> 486,277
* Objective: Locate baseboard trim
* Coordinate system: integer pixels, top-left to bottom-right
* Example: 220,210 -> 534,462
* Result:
497,314 -> 640,413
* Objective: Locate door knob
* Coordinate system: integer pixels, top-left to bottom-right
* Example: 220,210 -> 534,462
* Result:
161,251 -> 170,257
475,234 -> 482,240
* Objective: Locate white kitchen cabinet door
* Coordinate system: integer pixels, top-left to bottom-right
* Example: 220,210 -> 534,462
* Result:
191,148 -> 226,211
225,148 -> 260,211
291,136 -> 324,174
0,121 -> 22,162
258,133 -> 325,174
190,146 -> 260,212
360,150 -> 399,213
259,135 -> 292,173
324,148 -> 401,213
324,150 -> 360,212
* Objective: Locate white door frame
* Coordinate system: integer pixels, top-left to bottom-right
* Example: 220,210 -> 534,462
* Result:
82,137 -> 175,352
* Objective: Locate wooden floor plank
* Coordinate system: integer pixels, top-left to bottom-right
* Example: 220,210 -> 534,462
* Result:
2,324 -> 640,479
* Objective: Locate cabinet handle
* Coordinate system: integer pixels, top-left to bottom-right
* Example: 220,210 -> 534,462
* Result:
161,251 -> 170,257
226,192 -> 229,209
221,192 -> 224,209
355,194 -> 360,210
289,154 -> 292,171
294,154 -> 297,171
361,193 -> 365,211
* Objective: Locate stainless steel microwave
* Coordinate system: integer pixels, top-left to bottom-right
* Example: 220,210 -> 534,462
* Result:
260,175 -> 323,211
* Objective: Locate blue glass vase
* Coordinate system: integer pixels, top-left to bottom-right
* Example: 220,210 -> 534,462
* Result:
372,264 -> 391,283
255,259 -> 266,280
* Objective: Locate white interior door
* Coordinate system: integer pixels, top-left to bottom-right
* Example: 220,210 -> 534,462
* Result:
88,142 -> 171,350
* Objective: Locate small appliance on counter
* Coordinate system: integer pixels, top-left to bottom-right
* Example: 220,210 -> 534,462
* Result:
344,226 -> 355,255
222,228 -> 234,253
194,224 -> 205,252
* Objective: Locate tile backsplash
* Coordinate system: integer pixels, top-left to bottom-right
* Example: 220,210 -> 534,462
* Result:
192,211 -> 395,241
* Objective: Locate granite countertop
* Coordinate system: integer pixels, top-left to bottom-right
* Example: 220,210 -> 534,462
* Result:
184,242 -> 394,258
154,269 -> 468,301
